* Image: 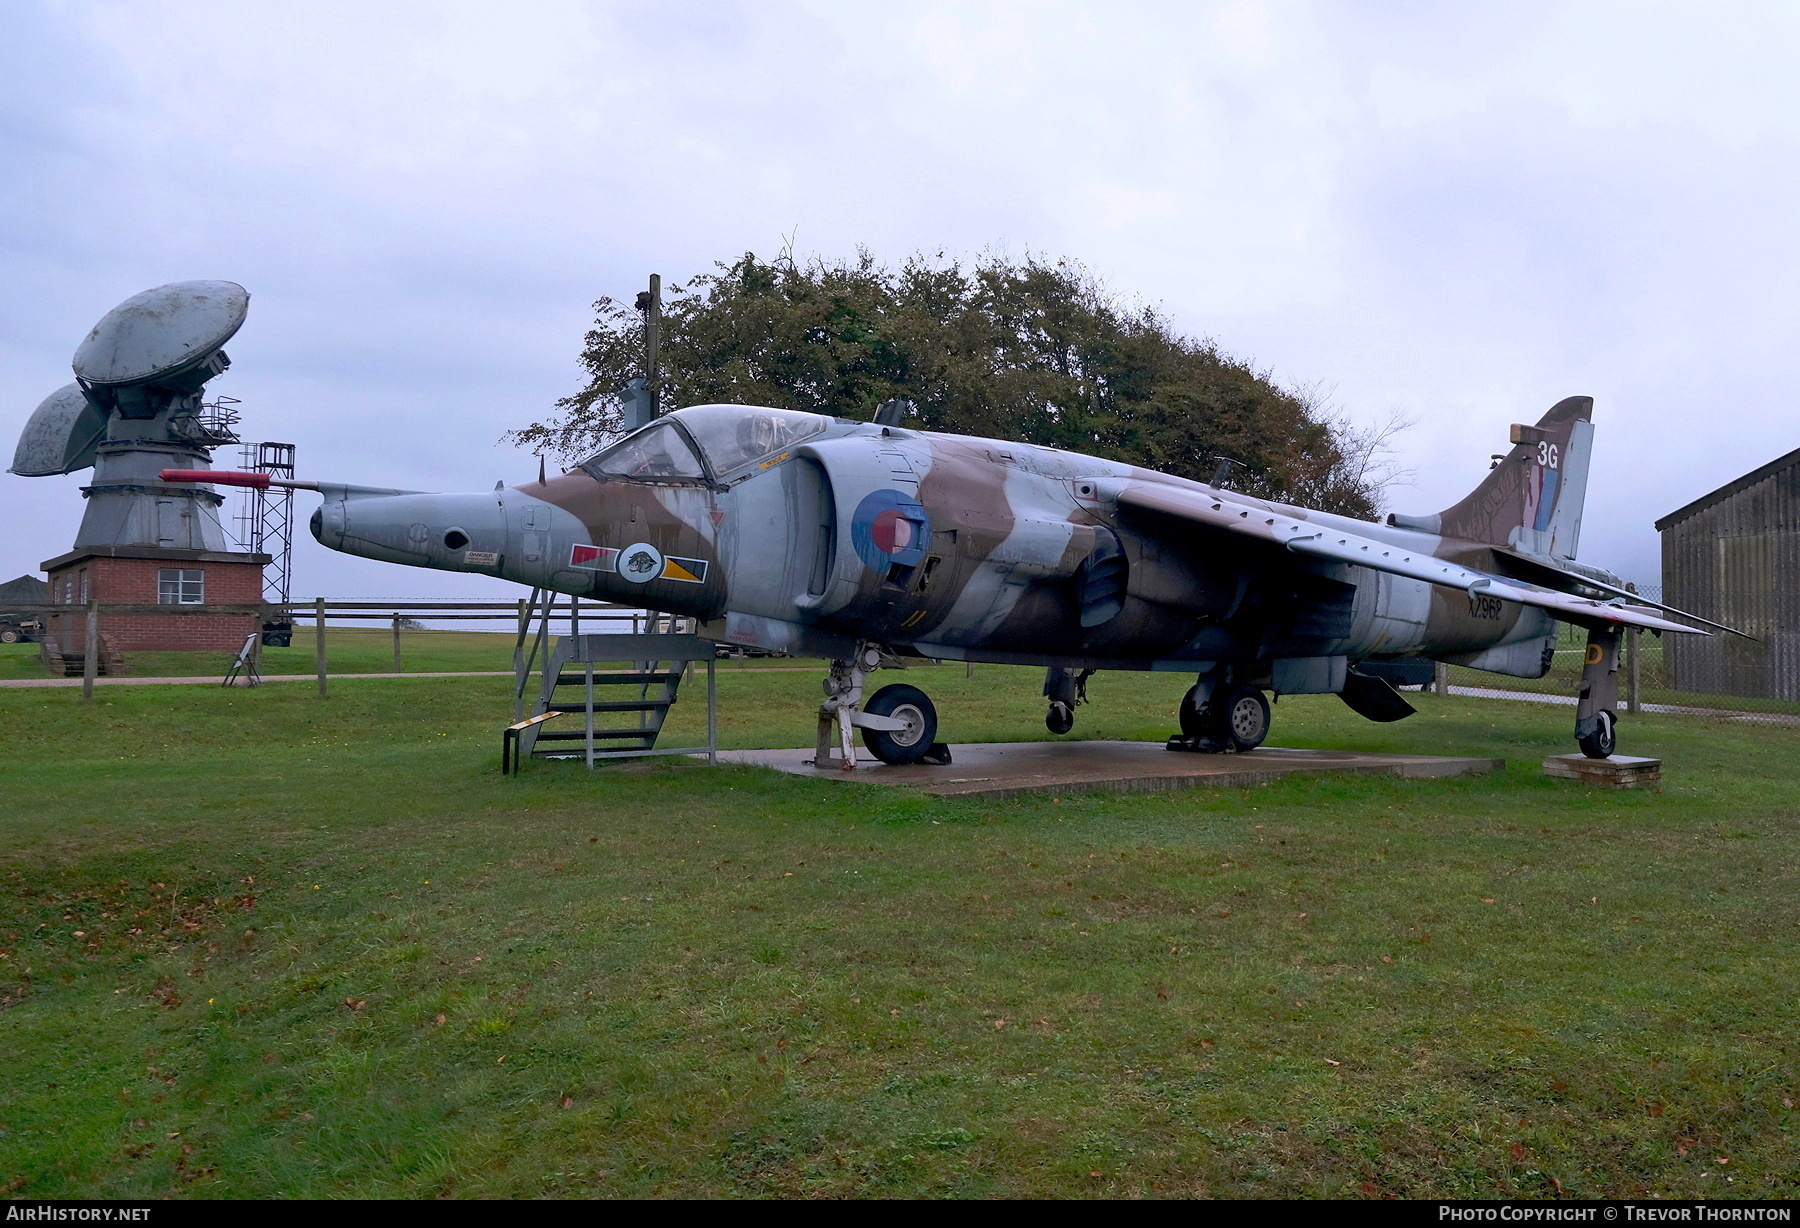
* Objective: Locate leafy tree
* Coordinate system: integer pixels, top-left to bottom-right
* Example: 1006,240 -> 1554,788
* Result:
508,251 -> 1399,517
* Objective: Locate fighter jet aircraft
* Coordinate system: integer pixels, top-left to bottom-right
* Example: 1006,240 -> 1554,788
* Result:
172,393 -> 1708,766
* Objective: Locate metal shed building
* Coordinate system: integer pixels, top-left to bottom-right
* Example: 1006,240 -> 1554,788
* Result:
1657,445 -> 1800,700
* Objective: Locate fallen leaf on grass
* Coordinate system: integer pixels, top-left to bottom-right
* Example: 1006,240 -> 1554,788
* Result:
1648,1102 -> 1663,1117
1323,1058 -> 1340,1066
561,1097 -> 573,1109
1510,1143 -> 1526,1162
1481,898 -> 1495,904
1677,1138 -> 1696,1157
1717,1157 -> 1730,1165
344,998 -> 365,1010
1784,1098 -> 1795,1109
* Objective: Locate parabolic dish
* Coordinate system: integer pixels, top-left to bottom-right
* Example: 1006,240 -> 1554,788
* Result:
10,383 -> 109,477
72,280 -> 249,389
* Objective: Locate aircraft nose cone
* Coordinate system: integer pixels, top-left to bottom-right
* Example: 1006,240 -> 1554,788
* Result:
316,491 -> 507,573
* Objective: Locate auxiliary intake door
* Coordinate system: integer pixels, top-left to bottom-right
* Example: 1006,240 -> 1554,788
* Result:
790,457 -> 837,605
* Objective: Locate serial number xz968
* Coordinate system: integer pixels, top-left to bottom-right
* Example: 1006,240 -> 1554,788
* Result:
1467,592 -> 1504,620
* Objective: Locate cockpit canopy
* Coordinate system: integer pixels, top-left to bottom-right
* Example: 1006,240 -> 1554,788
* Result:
579,404 -> 830,483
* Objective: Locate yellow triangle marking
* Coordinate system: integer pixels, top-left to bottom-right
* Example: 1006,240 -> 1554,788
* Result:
661,558 -> 702,582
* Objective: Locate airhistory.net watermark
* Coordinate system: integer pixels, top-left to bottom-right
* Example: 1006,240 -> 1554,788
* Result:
5,1210 -> 151,1222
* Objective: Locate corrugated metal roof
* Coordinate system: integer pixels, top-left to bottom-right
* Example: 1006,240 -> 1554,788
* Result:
1655,444 -> 1800,531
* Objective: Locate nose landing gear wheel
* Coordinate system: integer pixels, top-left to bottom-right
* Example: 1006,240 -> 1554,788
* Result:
1046,701 -> 1074,735
1221,685 -> 1270,752
1577,709 -> 1616,759
861,684 -> 939,765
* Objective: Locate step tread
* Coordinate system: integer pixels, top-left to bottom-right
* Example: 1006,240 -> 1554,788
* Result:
545,700 -> 672,713
532,727 -> 668,742
553,671 -> 683,686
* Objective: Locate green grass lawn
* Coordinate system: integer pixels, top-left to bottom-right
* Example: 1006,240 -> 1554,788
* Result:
2,663 -> 1796,1198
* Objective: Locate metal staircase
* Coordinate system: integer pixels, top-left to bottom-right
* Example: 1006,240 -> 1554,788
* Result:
507,590 -> 717,771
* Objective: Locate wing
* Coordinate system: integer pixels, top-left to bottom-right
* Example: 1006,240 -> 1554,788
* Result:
1115,483 -> 1706,637
1487,546 -> 1750,638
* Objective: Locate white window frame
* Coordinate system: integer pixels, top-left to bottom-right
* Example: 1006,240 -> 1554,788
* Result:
157,568 -> 204,605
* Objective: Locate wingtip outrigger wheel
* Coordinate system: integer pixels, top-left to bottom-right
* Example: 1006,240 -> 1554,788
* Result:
1575,626 -> 1622,759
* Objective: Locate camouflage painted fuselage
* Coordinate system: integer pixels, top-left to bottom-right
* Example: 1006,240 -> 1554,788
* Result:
310,406 -> 1564,693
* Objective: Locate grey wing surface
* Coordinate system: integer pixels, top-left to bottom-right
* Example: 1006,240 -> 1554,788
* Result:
1115,483 -> 1706,637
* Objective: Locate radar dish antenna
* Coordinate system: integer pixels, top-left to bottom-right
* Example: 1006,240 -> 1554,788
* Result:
73,281 -> 248,411
10,383 -> 108,476
10,280 -> 255,557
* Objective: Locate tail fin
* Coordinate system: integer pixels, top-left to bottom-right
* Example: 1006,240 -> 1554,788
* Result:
1389,396 -> 1594,561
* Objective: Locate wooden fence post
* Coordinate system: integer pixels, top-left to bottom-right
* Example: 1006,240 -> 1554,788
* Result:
82,602 -> 98,702
315,597 -> 328,697
392,614 -> 402,672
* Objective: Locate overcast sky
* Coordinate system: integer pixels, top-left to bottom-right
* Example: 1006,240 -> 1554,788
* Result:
4,1 -> 1797,599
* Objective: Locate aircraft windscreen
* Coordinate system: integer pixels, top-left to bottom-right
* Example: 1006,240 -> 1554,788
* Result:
580,421 -> 707,481
672,405 -> 829,475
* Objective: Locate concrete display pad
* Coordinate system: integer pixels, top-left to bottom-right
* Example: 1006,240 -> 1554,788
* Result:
1542,753 -> 1663,789
713,740 -> 1505,800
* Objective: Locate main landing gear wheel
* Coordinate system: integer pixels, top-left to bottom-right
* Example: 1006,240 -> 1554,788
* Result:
0,629 -> 19,644
1578,709 -> 1617,759
1046,702 -> 1075,735
862,684 -> 939,765
1220,685 -> 1271,752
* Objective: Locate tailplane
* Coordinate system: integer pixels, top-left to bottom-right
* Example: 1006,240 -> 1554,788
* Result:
1389,396 -> 1594,561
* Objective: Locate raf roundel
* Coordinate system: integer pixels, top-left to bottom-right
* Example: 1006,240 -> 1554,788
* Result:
850,489 -> 931,572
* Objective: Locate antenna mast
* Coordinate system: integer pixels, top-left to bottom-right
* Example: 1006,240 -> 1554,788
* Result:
623,273 -> 662,432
